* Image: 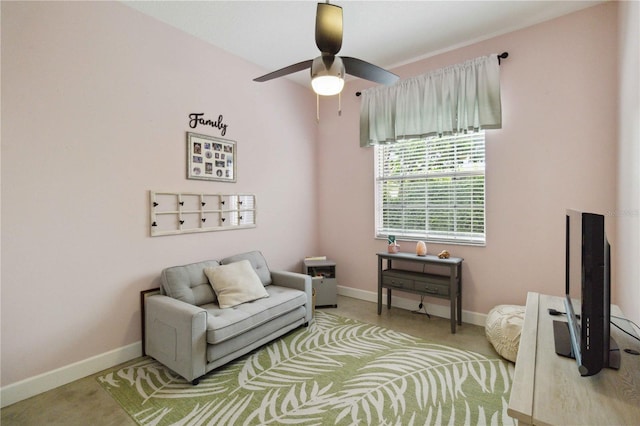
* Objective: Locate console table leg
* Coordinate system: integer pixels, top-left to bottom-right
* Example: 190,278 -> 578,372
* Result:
457,264 -> 462,326
377,257 -> 382,315
450,296 -> 456,333
449,267 -> 456,333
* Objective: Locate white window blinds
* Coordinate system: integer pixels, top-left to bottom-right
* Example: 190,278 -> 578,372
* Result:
375,132 -> 486,245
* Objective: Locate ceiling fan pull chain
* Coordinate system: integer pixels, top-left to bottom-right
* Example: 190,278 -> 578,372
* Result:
316,93 -> 320,123
338,91 -> 342,116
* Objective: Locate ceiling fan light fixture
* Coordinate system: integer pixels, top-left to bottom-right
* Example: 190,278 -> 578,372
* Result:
311,56 -> 345,96
312,75 -> 344,96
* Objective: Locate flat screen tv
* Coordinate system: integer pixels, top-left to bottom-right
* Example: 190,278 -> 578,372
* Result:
553,209 -> 620,376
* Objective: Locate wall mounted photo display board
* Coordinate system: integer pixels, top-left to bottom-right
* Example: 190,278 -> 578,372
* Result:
187,132 -> 236,182
150,191 -> 256,236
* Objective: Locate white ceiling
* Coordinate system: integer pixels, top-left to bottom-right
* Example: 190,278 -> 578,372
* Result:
123,0 -> 603,88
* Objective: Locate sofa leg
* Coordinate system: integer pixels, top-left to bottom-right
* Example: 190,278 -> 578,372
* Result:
192,378 -> 200,386
303,322 -> 309,327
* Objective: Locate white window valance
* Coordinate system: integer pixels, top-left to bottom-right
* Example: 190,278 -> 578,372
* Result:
360,54 -> 502,147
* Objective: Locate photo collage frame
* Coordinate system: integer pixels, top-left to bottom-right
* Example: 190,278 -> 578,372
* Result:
187,132 -> 236,182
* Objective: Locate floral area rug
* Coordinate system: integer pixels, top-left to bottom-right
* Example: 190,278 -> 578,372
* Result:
97,311 -> 514,425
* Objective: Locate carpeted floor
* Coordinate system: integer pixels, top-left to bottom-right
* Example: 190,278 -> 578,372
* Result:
97,311 -> 514,425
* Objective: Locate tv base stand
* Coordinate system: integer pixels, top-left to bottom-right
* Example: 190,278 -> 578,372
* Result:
552,320 -> 620,370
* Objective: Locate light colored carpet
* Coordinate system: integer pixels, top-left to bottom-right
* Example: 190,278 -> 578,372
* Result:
97,311 -> 514,425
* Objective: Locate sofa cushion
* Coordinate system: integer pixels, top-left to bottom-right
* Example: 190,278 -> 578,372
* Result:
204,260 -> 269,308
221,250 -> 272,286
161,259 -> 220,305
206,306 -> 306,364
202,285 -> 307,344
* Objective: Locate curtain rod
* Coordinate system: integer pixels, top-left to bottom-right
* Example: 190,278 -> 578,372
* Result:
355,52 -> 509,97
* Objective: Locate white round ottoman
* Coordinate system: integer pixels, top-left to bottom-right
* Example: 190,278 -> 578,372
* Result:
485,305 -> 525,362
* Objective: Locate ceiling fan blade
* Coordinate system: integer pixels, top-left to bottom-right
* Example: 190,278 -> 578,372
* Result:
315,3 -> 342,55
342,56 -> 399,85
253,59 -> 313,82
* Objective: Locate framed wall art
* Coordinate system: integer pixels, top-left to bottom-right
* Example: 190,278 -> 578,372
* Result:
187,132 -> 236,182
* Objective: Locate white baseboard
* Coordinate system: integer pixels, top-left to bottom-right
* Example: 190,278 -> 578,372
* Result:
0,341 -> 141,408
1,289 -> 486,409
337,285 -> 487,327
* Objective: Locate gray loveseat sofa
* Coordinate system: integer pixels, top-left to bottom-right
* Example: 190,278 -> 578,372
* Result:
145,251 -> 312,384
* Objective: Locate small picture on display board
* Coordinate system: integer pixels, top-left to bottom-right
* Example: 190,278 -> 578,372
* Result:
187,132 -> 236,182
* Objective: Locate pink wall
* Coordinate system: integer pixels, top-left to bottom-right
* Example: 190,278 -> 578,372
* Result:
316,3 -> 620,314
1,2 -> 318,386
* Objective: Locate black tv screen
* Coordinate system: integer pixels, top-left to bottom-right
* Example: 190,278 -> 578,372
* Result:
553,209 -> 620,376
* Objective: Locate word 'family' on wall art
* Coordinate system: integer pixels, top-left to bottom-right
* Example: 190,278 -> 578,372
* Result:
150,191 -> 256,236
187,132 -> 236,182
188,113 -> 228,136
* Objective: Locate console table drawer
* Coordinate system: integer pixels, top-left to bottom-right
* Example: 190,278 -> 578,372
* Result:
382,274 -> 413,290
414,281 -> 450,297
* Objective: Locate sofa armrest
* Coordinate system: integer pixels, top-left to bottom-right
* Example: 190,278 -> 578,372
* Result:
271,270 -> 313,323
145,294 -> 207,382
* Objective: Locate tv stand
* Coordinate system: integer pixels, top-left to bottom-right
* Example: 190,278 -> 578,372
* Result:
508,292 -> 640,425
552,320 -> 621,370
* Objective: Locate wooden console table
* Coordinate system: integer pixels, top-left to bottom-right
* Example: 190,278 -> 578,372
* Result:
508,292 -> 640,425
377,252 -> 463,333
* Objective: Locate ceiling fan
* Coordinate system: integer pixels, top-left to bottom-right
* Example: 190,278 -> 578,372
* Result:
253,2 -> 399,96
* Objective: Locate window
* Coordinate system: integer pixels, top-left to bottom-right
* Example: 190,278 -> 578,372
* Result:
374,131 -> 486,245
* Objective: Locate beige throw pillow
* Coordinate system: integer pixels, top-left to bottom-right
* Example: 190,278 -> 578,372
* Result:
204,260 -> 269,308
